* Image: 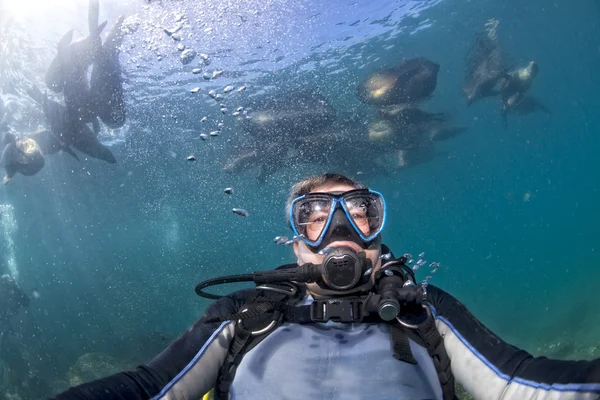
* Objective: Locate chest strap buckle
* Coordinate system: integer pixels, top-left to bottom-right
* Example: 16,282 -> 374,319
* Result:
310,299 -> 363,322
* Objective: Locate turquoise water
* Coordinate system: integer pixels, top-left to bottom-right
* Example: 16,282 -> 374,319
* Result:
0,0 -> 599,396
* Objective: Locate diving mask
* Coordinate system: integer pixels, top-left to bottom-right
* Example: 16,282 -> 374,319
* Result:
289,188 -> 387,252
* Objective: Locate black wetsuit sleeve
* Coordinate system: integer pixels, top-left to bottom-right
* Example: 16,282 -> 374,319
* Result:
50,289 -> 253,400
426,285 -> 600,398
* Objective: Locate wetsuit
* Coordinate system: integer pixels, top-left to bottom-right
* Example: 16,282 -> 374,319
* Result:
51,284 -> 600,400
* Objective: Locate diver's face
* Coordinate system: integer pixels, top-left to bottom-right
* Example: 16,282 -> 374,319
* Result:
293,183 -> 382,270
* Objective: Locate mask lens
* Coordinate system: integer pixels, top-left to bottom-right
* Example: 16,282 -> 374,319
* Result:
343,192 -> 384,239
292,197 -> 333,243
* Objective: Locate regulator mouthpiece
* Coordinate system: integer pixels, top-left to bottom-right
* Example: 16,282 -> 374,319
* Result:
321,246 -> 371,291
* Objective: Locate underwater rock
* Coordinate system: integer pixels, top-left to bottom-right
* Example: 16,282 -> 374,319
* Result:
455,383 -> 474,400
67,352 -> 133,387
534,340 -> 600,361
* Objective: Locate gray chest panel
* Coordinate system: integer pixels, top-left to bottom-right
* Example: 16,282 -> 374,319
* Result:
231,320 -> 443,400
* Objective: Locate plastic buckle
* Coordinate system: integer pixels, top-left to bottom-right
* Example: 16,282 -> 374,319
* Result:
310,299 -> 362,322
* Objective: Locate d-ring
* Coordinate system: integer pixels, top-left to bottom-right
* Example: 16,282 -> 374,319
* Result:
395,304 -> 432,330
237,308 -> 279,336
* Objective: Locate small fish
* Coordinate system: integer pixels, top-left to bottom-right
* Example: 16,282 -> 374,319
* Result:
32,289 -> 40,299
232,112 -> 240,116
379,253 -> 392,260
273,236 -> 288,245
224,187 -> 234,195
199,134 -> 208,140
177,43 -> 186,51
284,235 -> 303,246
220,107 -> 228,114
217,122 -> 225,129
214,94 -> 224,101
171,33 -> 182,41
236,106 -> 244,112
208,90 -> 217,98
192,68 -> 202,74
209,130 -> 219,136
418,252 -> 425,258
187,155 -> 196,161
200,53 -> 210,61
233,208 -> 249,217
201,116 -> 207,122
223,85 -> 235,93
203,73 -> 212,80
237,86 -> 246,92
212,70 -> 224,79
190,87 -> 200,93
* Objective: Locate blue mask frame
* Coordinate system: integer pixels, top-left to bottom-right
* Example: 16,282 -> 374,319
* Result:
289,188 -> 387,248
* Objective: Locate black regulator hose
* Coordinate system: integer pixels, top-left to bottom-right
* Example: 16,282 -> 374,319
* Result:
194,274 -> 255,299
195,263 -> 322,299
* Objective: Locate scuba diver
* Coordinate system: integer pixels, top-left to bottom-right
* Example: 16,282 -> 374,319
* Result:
52,173 -> 600,400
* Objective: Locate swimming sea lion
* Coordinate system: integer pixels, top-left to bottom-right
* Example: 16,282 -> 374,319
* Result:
500,61 -> 540,127
90,15 -> 126,129
358,58 -> 439,106
463,19 -> 507,106
1,133 -> 45,184
28,129 -> 80,160
27,86 -> 116,164
242,89 -> 336,139
45,0 -> 107,134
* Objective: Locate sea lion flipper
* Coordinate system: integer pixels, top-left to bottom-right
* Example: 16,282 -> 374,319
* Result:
92,117 -> 101,135
88,0 -> 100,36
105,16 -> 125,50
64,146 -> 80,162
94,21 -> 108,38
57,29 -> 74,52
1,132 -> 16,148
26,85 -> 44,104
529,96 -> 552,116
1,143 -> 14,166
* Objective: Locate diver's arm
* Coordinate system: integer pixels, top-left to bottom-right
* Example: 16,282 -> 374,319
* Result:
50,290 -> 252,400
426,285 -> 600,400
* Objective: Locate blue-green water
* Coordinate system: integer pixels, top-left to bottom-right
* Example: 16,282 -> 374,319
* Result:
0,0 -> 599,396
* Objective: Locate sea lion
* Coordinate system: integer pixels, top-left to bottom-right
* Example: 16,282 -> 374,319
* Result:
241,89 -> 336,139
357,58 -> 440,106
503,94 -> 550,116
26,86 -> 116,164
377,104 -> 447,125
1,132 -> 45,184
463,19 -> 507,106
90,15 -> 126,129
28,129 -> 80,160
395,141 -> 437,170
45,0 -> 107,134
499,61 -> 540,127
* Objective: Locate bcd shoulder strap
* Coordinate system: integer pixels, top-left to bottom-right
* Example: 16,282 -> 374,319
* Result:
210,284 -> 304,400
401,306 -> 457,400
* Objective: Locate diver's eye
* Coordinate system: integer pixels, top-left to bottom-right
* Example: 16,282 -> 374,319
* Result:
309,214 -> 328,224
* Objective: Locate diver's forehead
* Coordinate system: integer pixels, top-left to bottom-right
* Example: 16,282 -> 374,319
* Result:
309,183 -> 357,194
